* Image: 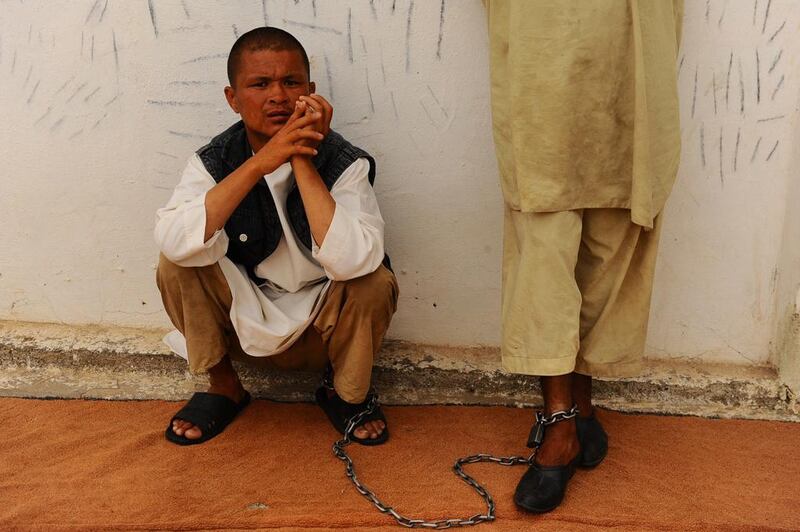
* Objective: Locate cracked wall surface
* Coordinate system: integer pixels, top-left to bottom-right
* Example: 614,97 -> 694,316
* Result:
0,1 -> 799,369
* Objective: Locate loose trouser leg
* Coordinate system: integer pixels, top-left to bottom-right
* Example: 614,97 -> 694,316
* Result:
574,210 -> 663,377
502,207 -> 583,376
226,265 -> 400,404
156,254 -> 234,374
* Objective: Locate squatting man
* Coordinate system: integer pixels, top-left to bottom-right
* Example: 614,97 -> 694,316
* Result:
155,27 -> 398,447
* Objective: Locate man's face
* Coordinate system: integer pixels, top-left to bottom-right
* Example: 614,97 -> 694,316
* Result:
224,48 -> 314,142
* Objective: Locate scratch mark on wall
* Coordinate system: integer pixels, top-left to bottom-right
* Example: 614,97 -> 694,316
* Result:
169,80 -> 215,86
147,100 -> 213,107
23,64 -> 32,87
712,72 -> 718,115
324,53 -> 334,101
737,57 -> 745,115
68,129 -> 84,140
733,128 -> 741,172
691,65 -> 698,118
312,0 -> 317,18
181,53 -> 227,64
91,34 -> 95,62
85,0 -> 101,23
755,49 -> 760,103
81,31 -> 84,57
725,52 -> 732,109
390,91 -> 398,120
360,35 -> 367,55
112,31 -> 119,72
405,0 -> 414,73
168,130 -> 210,139
752,0 -> 758,26
700,125 -> 706,168
365,69 -> 374,113
379,46 -> 387,84
436,0 -> 445,60
717,0 -> 727,28
761,0 -> 772,34
104,93 -> 119,107
34,106 -> 52,125
718,127 -> 724,185
766,140 -> 778,161
704,0 -> 710,23
347,9 -> 353,62
83,86 -> 101,102
232,24 -> 239,38
147,0 -> 159,37
26,80 -> 39,104
678,55 -> 685,78
768,19 -> 785,42
53,75 -> 75,96
157,151 -> 178,159
757,114 -> 784,123
50,117 -> 65,132
10,50 -> 16,74
92,112 -> 108,129
392,0 -> 397,14
65,82 -> 88,103
750,136 -> 762,163
99,0 -> 109,23
180,0 -> 190,19
262,0 -> 268,25
771,74 -> 784,100
768,49 -> 782,74
283,19 -> 342,35
369,0 -> 377,20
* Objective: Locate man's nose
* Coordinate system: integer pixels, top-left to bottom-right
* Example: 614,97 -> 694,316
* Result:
267,84 -> 288,105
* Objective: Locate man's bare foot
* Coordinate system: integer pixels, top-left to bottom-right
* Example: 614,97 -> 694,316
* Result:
172,356 -> 246,440
326,389 -> 385,441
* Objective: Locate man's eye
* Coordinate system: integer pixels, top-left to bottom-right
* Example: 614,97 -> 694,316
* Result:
285,80 -> 298,86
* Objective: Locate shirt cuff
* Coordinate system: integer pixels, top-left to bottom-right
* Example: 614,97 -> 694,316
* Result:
312,203 -> 348,268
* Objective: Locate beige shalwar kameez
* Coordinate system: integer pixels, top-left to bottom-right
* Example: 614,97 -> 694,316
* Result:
487,0 -> 683,377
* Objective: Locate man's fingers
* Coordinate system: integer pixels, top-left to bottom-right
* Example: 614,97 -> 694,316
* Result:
285,100 -> 306,127
290,129 -> 324,142
292,145 -> 318,157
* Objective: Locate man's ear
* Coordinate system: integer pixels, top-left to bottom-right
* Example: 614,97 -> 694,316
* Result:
309,81 -> 316,95
224,86 -> 239,114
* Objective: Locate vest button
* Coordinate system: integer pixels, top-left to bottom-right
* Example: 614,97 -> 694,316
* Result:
239,233 -> 248,242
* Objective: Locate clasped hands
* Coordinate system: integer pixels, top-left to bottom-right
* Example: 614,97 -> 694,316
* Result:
252,94 -> 333,176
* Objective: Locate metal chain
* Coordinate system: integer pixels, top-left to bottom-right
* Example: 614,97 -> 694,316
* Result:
331,398 -> 579,529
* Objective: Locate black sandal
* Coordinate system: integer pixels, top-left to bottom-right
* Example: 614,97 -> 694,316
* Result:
315,386 -> 389,446
165,391 -> 252,446
514,405 -> 580,513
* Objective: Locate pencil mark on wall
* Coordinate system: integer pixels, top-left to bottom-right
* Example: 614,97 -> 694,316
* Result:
750,136 -> 762,163
312,0 -> 317,18
99,0 -> 109,23
10,49 -> 16,74
180,0 -> 190,19
91,34 -> 95,63
733,128 -> 741,172
283,19 -> 342,35
50,116 -> 65,132
112,31 -> 119,72
700,125 -> 706,168
752,0 -> 758,26
83,86 -> 101,102
347,9 -> 353,62
704,0 -> 710,23
768,49 -> 782,74
737,57 -> 744,115
712,72 -> 718,115
68,129 -> 84,140
147,99 -> 213,107
34,106 -> 52,126
168,130 -> 210,139
147,0 -> 159,37
390,91 -> 398,120
757,114 -> 784,123
718,127 -> 724,185
92,112 -> 108,129
405,0 -> 414,73
369,0 -> 377,20
766,140 -> 778,161
365,69 -> 374,113
104,94 -> 120,107
761,0 -> 772,34
360,35 -> 367,55
678,55 -> 685,77
157,151 -> 178,159
86,0 -> 101,24
324,53 -> 334,101
232,24 -> 239,38
436,0 -> 445,60
755,49 -> 761,103
65,82 -> 88,103
53,75 -> 75,97
771,74 -> 784,101
26,80 -> 40,104
691,65 -> 698,118
717,1 -> 727,28
23,64 -> 32,87
261,0 -> 268,25
768,19 -> 785,42
725,52 -> 733,109
181,53 -> 226,64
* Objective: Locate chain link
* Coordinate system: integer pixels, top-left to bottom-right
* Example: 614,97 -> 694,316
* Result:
332,395 -> 550,529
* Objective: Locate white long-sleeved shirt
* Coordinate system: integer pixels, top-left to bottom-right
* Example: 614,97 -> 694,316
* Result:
154,153 -> 385,358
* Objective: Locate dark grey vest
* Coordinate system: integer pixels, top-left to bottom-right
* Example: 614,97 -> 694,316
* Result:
196,121 -> 388,281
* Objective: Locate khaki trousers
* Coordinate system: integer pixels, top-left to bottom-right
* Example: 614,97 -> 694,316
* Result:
502,208 -> 662,378
156,254 -> 399,403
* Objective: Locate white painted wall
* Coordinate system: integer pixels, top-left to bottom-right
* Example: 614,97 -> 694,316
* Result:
0,0 -> 798,368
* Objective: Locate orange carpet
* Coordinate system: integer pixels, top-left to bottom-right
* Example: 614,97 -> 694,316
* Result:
1,398 -> 798,531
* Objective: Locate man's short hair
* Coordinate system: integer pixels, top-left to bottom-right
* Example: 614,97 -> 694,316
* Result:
227,27 -> 310,86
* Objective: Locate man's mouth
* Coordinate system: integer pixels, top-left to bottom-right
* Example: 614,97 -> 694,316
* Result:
266,110 -> 291,119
